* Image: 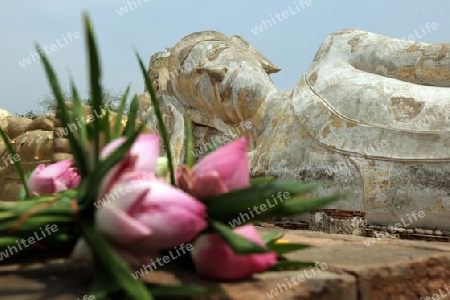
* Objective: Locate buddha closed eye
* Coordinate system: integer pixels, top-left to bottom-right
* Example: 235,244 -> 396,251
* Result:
206,43 -> 229,61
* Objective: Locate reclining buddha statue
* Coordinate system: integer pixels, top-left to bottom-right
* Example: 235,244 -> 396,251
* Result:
139,29 -> 450,229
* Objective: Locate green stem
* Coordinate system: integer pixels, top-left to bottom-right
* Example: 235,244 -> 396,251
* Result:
0,195 -> 79,265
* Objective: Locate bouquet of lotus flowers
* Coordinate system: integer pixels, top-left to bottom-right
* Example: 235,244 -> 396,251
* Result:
0,15 -> 340,300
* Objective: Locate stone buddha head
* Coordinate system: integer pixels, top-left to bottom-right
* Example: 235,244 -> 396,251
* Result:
148,31 -> 281,126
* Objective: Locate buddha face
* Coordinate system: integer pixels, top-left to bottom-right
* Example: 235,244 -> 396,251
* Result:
144,33 -> 281,163
162,33 -> 280,125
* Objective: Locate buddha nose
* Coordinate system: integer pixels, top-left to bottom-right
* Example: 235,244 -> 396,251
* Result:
196,66 -> 228,83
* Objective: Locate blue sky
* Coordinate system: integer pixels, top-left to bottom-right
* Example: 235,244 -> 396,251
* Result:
1,0 -> 449,115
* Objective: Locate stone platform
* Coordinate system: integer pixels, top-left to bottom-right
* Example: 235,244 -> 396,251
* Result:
0,227 -> 449,299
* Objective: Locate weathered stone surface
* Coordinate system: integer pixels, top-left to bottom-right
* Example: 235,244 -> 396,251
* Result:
0,108 -> 12,117
139,29 -> 450,229
309,209 -> 366,235
258,228 -> 450,300
0,261 -> 92,300
0,260 -> 356,300
2,227 -> 450,299
0,113 -> 55,201
140,265 -> 356,300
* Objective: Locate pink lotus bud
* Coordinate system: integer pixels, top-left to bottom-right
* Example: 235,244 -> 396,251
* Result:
191,225 -> 277,280
28,159 -> 80,195
176,137 -> 250,200
96,174 -> 207,254
100,134 -> 160,195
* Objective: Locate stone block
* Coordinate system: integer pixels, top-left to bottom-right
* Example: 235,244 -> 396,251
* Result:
309,209 -> 366,235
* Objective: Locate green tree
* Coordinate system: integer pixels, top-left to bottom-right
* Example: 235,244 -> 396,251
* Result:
37,88 -> 128,115
18,109 -> 39,120
38,90 -> 71,114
